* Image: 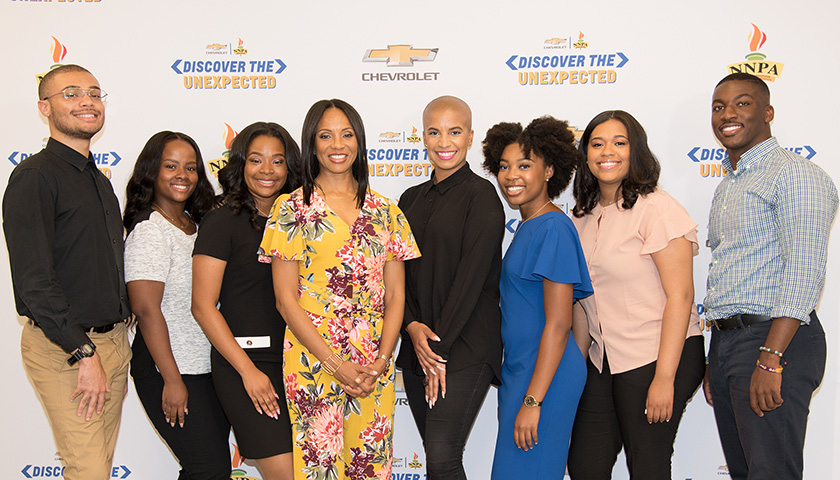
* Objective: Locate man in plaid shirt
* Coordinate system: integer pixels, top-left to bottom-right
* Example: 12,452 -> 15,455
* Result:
704,72 -> 837,480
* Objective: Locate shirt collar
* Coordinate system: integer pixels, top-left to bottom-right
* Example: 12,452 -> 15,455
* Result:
46,137 -> 94,172
423,162 -> 473,195
722,136 -> 779,174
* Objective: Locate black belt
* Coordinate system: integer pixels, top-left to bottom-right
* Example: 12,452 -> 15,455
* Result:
711,311 -> 818,331
710,314 -> 773,331
29,319 -> 123,334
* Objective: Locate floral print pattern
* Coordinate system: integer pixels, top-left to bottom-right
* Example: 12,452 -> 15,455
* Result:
260,188 -> 420,480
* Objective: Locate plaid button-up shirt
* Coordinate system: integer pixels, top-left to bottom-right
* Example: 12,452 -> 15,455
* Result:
705,137 -> 838,323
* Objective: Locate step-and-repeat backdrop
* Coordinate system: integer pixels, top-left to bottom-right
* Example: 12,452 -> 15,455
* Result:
2,1 -> 838,479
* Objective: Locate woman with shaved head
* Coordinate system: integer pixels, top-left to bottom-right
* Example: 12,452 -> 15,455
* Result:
396,96 -> 505,479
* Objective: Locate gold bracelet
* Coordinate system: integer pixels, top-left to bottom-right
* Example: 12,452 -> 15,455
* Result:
376,354 -> 389,362
321,352 -> 345,376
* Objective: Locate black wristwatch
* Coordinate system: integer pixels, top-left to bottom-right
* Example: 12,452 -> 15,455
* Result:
523,394 -> 543,407
67,341 -> 96,366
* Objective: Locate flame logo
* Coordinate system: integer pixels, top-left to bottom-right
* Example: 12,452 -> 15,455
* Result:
748,23 -> 767,52
238,37 -> 244,47
224,123 -> 238,150
578,31 -> 585,40
50,36 -> 67,64
411,126 -> 417,134
231,443 -> 245,468
412,453 -> 418,461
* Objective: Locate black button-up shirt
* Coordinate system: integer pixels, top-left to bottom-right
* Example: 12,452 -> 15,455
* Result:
396,163 -> 504,382
3,138 -> 130,353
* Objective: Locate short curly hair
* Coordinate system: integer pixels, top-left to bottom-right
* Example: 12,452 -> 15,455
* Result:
482,116 -> 579,198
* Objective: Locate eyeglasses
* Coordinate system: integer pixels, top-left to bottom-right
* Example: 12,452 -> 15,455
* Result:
42,87 -> 107,101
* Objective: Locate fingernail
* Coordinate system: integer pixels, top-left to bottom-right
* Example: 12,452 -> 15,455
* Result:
442,392 -> 446,399
437,365 -> 445,371
433,336 -> 440,341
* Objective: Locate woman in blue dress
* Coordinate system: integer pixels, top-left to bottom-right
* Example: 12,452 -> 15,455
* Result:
482,116 -> 593,477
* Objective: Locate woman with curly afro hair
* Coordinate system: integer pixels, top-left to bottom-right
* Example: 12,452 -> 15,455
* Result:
482,116 -> 593,478
567,110 -> 705,480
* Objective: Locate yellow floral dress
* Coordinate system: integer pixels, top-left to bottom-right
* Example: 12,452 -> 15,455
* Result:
259,188 -> 420,480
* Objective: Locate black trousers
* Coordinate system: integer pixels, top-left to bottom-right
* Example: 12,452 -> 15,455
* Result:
134,369 -> 232,480
403,363 -> 494,480
568,335 -> 705,480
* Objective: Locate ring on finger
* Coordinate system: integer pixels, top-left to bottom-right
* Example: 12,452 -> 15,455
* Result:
422,377 -> 428,386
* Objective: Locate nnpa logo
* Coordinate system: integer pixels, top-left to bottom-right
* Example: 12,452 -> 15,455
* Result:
727,24 -> 784,82
206,123 -> 238,178
506,32 -> 629,86
170,38 -> 287,90
686,145 -> 816,177
361,44 -> 440,82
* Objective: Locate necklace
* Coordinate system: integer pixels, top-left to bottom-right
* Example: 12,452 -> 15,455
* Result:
513,200 -> 553,238
152,203 -> 192,233
255,205 -> 271,217
523,200 -> 553,222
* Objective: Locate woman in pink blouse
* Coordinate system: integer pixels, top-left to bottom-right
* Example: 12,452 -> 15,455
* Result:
567,110 -> 705,480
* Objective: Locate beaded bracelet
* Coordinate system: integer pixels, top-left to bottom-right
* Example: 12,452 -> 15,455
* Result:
756,360 -> 783,374
759,346 -> 784,358
321,352 -> 345,376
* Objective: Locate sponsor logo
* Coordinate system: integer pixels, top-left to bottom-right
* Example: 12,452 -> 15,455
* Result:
406,127 -> 422,144
573,31 -> 589,49
36,36 -> 67,84
170,39 -> 287,90
727,24 -> 783,81
408,452 -> 423,469
206,123 -> 238,178
361,44 -> 440,82
392,457 -> 405,468
392,474 -> 427,480
686,145 -> 816,178
20,465 -> 130,478
506,32 -> 628,86
717,465 -> 730,476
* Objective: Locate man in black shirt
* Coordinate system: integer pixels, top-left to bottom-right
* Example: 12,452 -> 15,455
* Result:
3,64 -> 130,480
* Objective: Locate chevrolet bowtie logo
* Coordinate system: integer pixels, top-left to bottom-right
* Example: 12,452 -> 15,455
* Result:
363,45 -> 438,66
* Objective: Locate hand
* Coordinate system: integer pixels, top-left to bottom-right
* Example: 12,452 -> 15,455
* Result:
357,358 -> 389,393
425,364 -> 446,408
70,352 -> 110,421
645,376 -> 674,423
406,322 -> 446,377
514,405 -> 540,451
750,366 -> 783,417
241,367 -> 281,419
162,378 -> 189,427
333,361 -> 371,398
702,365 -> 714,406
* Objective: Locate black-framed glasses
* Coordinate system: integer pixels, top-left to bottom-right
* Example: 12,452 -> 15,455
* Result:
42,87 -> 107,101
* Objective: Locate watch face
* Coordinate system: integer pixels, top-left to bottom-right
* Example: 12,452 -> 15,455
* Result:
524,395 -> 539,407
80,344 -> 95,355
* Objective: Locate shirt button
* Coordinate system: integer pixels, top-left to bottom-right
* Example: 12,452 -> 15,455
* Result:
106,210 -> 110,215
112,239 -> 116,244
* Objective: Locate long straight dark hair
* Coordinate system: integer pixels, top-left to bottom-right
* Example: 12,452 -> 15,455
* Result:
299,99 -> 369,208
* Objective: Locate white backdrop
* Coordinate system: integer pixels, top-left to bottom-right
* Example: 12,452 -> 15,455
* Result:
2,1 -> 838,479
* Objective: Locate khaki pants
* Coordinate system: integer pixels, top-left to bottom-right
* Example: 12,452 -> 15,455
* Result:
21,321 -> 130,480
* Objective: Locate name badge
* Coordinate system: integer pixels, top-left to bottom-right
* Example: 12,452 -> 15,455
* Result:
235,336 -> 271,349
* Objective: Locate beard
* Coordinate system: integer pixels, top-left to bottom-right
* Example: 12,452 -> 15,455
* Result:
50,110 -> 104,140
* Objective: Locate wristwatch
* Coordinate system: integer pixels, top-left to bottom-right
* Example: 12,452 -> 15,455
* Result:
523,394 -> 543,407
67,341 -> 96,366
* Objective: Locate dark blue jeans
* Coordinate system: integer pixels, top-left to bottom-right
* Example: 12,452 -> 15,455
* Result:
709,315 -> 825,480
403,363 -> 494,480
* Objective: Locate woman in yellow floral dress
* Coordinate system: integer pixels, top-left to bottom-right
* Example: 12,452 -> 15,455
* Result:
260,99 -> 420,480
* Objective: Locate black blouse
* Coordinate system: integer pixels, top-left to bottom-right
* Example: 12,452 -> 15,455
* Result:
396,163 -> 504,383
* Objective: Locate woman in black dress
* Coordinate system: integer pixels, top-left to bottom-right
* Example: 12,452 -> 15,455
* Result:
192,122 -> 300,480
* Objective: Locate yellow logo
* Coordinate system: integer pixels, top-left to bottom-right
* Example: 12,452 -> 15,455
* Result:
727,24 -> 784,81
406,126 -> 422,144
408,452 -> 423,469
380,132 -> 401,139
545,37 -> 565,45
363,45 -> 438,66
206,43 -> 227,50
233,38 -> 248,56
573,31 -> 589,49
